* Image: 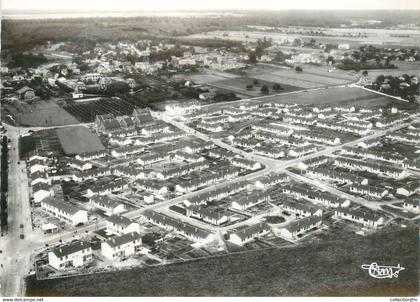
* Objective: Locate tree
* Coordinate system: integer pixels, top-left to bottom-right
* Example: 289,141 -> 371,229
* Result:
253,79 -> 259,85
272,83 -> 283,91
246,84 -> 253,90
326,56 -> 335,65
362,70 -> 369,77
295,66 -> 303,72
260,85 -> 269,94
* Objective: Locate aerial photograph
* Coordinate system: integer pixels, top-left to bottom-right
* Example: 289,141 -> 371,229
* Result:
0,0 -> 419,300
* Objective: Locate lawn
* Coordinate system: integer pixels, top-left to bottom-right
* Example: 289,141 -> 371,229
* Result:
56,126 -> 105,155
25,225 -> 418,297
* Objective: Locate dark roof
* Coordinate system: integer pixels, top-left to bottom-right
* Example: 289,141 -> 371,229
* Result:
42,197 -> 82,215
105,232 -> 141,248
33,182 -> 50,193
51,240 -> 90,258
17,86 -> 34,94
230,222 -> 270,241
106,214 -> 134,228
285,215 -> 322,233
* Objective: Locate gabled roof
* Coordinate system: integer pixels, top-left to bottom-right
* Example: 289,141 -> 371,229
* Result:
230,222 -> 270,241
51,240 -> 90,258
285,215 -> 322,233
105,231 -> 141,248
106,214 -> 134,228
17,86 -> 34,94
42,197 -> 82,215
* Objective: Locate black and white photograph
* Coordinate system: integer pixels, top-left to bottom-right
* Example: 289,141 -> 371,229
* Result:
0,0 -> 419,300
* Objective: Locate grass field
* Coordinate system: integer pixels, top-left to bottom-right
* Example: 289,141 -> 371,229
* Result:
56,126 -> 105,155
209,76 -> 302,97
257,86 -> 395,107
25,225 -> 418,297
4,100 -> 79,127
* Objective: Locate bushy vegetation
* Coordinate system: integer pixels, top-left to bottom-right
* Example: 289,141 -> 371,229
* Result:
1,136 -> 9,234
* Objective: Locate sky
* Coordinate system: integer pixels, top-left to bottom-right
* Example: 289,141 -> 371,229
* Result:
2,0 -> 420,12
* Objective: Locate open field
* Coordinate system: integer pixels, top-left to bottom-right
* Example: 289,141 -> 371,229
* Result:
256,86 -> 396,107
63,98 -> 135,123
366,61 -> 420,79
3,100 -> 79,127
25,226 -> 418,297
56,126 -> 105,155
209,76 -> 302,97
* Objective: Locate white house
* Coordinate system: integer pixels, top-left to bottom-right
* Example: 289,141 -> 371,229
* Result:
101,232 -> 142,260
90,195 -> 127,216
279,215 -> 322,240
334,207 -> 384,228
48,241 -> 92,271
41,197 -> 88,226
33,183 -> 52,204
106,215 -> 141,235
402,198 -> 419,213
228,223 -> 270,246
396,182 -> 420,197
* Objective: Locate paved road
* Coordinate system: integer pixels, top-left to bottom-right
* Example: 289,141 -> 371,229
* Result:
0,125 -> 33,297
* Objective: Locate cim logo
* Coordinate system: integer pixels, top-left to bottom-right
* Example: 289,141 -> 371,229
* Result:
361,262 -> 405,279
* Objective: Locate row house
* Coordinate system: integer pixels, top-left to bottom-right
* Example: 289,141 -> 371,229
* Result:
279,215 -> 322,241
254,173 -> 288,189
403,198 -> 419,214
186,205 -> 228,225
175,168 -> 239,193
293,131 -> 341,145
349,184 -> 389,199
282,201 -> 322,217
175,151 -> 205,163
282,185 -> 350,208
288,144 -> 318,157
345,120 -> 373,129
89,195 -> 127,216
227,113 -> 250,122
48,241 -> 92,271
223,108 -> 246,116
228,223 -> 271,246
334,207 -> 384,228
230,157 -> 263,171
30,170 -> 50,186
27,151 -> 48,163
396,181 -> 420,197
402,160 -> 420,172
357,139 -> 381,149
113,166 -> 146,180
29,158 -> 49,174
137,152 -> 170,166
165,101 -> 200,116
231,138 -> 260,150
111,145 -> 144,158
387,133 -> 420,144
253,145 -> 285,159
306,167 -> 369,185
231,191 -> 271,211
197,122 -> 224,133
106,214 -> 140,235
252,123 -> 294,137
41,197 -> 88,225
141,122 -> 169,136
283,116 -> 316,126
154,162 -> 209,180
134,179 -> 168,196
334,157 -> 405,179
134,132 -> 183,145
296,155 -> 329,170
341,147 -> 405,164
254,131 -> 290,144
208,149 -> 236,159
67,158 -> 93,171
333,106 -> 355,113
75,150 -> 107,161
316,121 -> 370,136
183,141 -> 214,154
33,183 -> 53,204
201,115 -> 229,124
72,167 -> 112,182
376,115 -> 409,128
109,128 -> 137,138
101,232 -> 142,260
407,128 -> 420,137
142,210 -> 214,243
109,136 -> 133,146
86,179 -> 129,196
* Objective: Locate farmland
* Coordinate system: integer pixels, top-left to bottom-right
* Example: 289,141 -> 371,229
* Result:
25,225 -> 418,297
56,126 -> 105,155
63,98 -> 135,123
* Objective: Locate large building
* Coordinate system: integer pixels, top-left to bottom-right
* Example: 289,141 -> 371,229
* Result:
41,197 -> 88,226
